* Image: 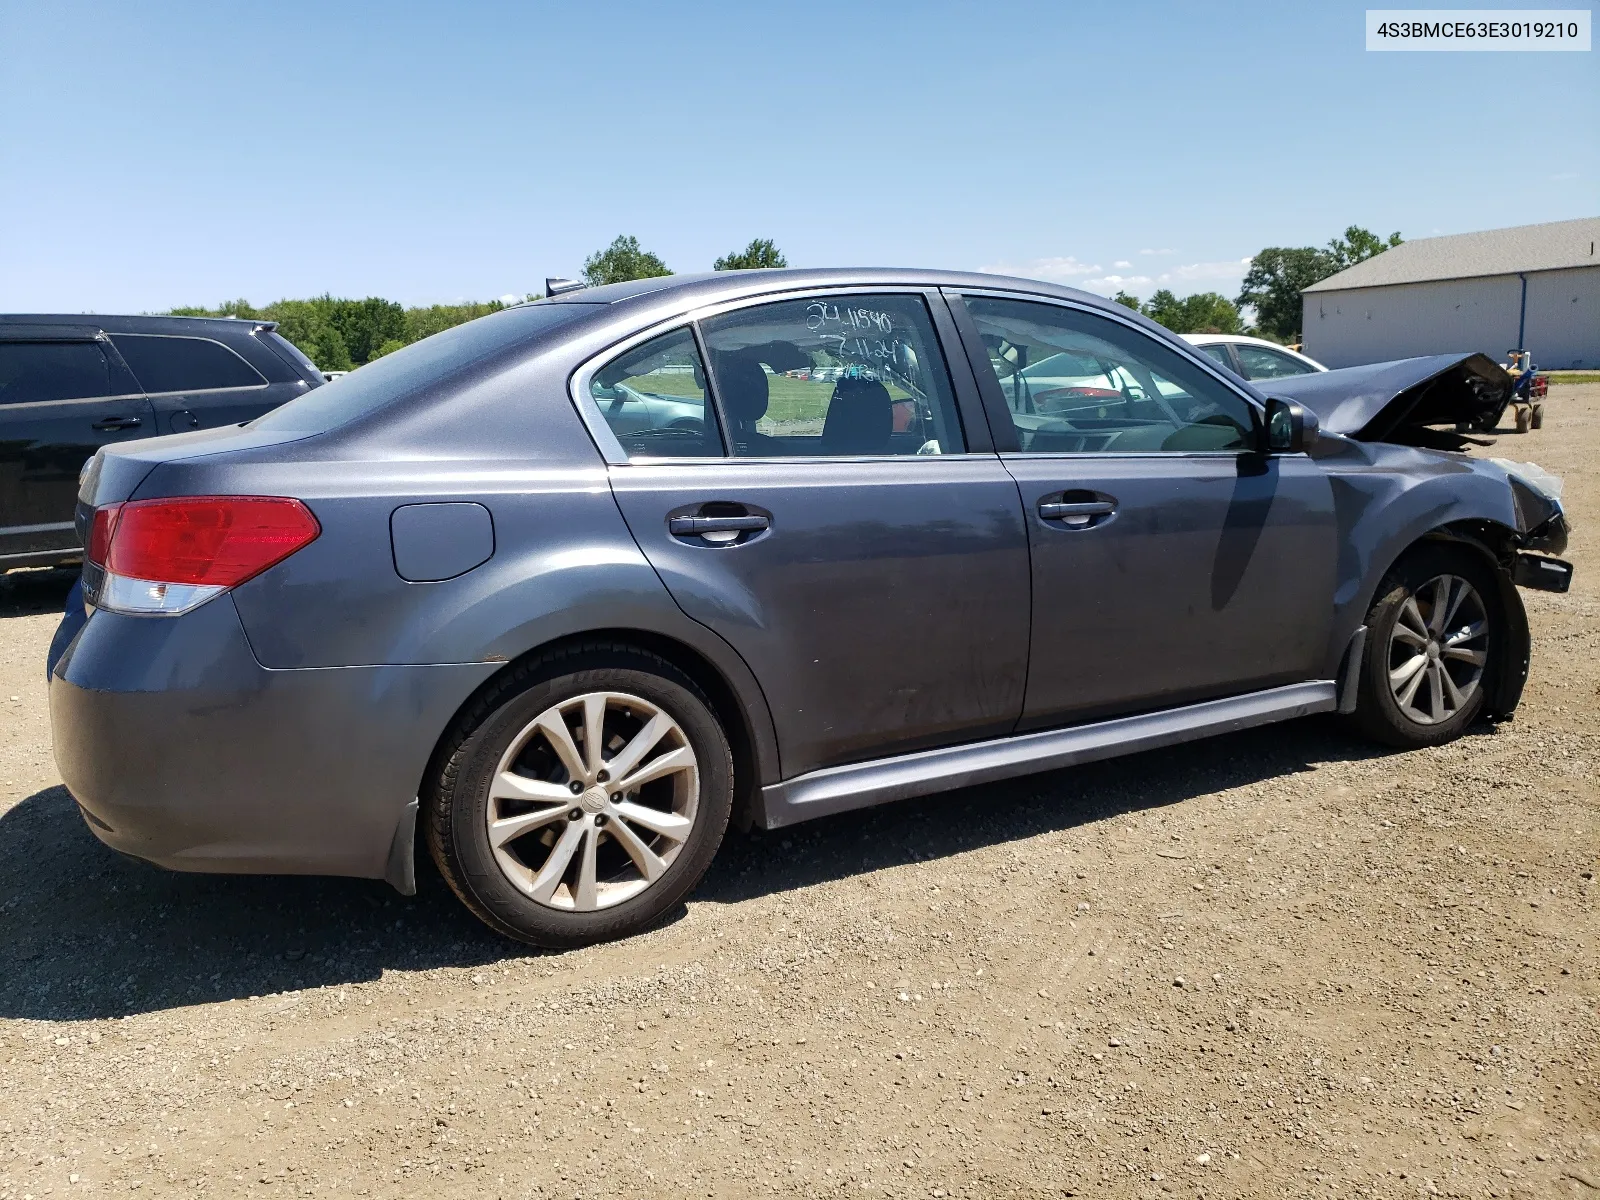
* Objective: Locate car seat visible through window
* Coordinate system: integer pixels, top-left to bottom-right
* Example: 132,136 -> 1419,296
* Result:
820,378 -> 893,455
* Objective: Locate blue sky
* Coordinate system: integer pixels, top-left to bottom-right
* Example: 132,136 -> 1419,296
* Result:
1,0 -> 1594,312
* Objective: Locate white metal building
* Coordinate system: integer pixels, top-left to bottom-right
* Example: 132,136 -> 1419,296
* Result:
1301,217 -> 1599,370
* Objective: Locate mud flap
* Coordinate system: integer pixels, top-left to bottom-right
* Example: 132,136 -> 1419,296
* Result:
385,798 -> 418,896
1336,625 -> 1367,715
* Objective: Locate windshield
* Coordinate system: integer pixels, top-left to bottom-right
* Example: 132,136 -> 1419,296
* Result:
253,303 -> 594,433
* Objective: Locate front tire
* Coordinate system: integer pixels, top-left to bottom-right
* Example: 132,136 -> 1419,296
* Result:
1354,546 -> 1500,749
426,644 -> 734,948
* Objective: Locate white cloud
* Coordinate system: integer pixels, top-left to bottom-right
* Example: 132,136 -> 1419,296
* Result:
1080,273 -> 1154,294
498,292 -> 522,305
980,254 -> 1251,300
1154,258 -> 1252,287
978,255 -> 1102,283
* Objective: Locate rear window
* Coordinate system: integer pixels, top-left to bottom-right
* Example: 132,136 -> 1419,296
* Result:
111,334 -> 265,393
0,341 -> 113,405
253,303 -> 595,434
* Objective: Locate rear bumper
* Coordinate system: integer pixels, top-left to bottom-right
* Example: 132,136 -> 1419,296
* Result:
48,595 -> 496,879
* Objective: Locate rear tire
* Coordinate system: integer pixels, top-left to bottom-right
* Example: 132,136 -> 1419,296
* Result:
1531,403 -> 1544,430
1515,407 -> 1532,433
1353,545 -> 1501,749
425,643 -> 734,948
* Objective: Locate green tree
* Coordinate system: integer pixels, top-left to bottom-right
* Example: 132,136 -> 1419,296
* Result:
1138,289 -> 1242,334
403,301 -> 505,343
167,293 -> 529,370
169,298 -> 258,319
1237,227 -> 1403,341
1141,289 -> 1184,328
582,235 -> 671,287
714,238 -> 788,270
1236,247 -> 1333,342
1111,290 -> 1141,311
328,297 -> 406,365
306,324 -> 354,372
1326,225 -> 1403,270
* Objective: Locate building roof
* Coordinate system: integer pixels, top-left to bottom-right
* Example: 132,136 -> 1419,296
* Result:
1303,216 -> 1600,293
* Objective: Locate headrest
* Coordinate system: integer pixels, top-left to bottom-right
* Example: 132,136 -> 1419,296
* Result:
715,354 -> 769,425
821,377 -> 892,455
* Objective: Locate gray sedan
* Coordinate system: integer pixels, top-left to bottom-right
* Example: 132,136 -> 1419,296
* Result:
49,269 -> 1571,947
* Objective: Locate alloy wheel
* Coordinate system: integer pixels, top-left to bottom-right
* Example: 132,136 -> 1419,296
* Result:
485,692 -> 700,911
1385,573 -> 1489,725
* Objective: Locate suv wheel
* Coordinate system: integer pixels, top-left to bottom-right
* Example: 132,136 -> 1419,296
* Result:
1354,546 -> 1499,749
426,644 -> 733,948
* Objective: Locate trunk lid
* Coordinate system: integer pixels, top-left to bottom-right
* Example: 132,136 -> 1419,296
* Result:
74,424 -> 315,543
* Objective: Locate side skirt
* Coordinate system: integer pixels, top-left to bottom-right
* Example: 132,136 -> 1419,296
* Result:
759,681 -> 1337,829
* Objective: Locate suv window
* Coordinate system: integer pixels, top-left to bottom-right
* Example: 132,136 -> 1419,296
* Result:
962,297 -> 1257,454
1235,343 -> 1316,380
111,334 -> 265,393
590,328 -> 723,458
699,294 -> 964,457
0,341 -> 113,405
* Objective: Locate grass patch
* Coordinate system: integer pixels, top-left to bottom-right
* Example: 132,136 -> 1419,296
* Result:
1544,372 -> 1600,386
620,370 -> 913,423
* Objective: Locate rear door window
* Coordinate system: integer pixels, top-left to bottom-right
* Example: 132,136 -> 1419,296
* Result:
589,328 -> 724,458
110,334 -> 266,393
698,294 -> 965,457
1195,343 -> 1236,371
1235,344 -> 1317,379
0,341 -> 114,405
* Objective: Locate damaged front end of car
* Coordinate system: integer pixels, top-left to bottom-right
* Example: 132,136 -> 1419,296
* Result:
1263,352 -> 1573,593
1262,351 -> 1515,451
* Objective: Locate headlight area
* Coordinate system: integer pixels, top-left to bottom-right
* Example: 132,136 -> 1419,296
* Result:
83,496 -> 321,617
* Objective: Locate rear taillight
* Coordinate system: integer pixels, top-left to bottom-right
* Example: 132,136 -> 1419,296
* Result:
89,496 -> 320,616
87,502 -> 123,567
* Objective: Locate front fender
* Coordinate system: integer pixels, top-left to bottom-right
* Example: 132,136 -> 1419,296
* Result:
1321,443 -> 1522,677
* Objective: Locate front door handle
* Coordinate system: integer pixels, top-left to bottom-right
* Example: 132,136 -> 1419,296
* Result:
668,515 -> 769,535
1038,499 -> 1116,524
91,415 -> 142,432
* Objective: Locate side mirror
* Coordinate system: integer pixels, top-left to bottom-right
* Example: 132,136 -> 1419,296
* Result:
1266,397 -> 1319,453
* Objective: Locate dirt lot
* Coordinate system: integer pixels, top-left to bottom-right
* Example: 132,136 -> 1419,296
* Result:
2,387 -> 1596,1200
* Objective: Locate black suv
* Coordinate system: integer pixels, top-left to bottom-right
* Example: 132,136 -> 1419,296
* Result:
0,314 -> 324,568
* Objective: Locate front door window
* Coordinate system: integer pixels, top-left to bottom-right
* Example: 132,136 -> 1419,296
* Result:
962,297 -> 1257,454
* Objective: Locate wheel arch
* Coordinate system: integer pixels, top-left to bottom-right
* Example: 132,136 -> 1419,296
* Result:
1356,520 -> 1530,719
419,626 -> 779,836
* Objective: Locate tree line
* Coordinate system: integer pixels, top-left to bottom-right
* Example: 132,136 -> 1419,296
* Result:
1110,226 -> 1403,340
170,237 -> 788,369
171,228 -> 1396,369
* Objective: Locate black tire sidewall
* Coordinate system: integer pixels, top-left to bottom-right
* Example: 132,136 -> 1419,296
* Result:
1356,545 -> 1501,748
434,653 -> 733,948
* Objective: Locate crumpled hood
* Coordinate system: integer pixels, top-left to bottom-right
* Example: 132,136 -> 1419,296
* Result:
1256,352 -> 1513,444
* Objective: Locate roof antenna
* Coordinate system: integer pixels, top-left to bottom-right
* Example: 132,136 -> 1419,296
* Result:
545,277 -> 586,297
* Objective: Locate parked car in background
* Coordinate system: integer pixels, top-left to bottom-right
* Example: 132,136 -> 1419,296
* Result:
1183,333 -> 1326,380
0,314 -> 323,568
51,269 -> 1570,950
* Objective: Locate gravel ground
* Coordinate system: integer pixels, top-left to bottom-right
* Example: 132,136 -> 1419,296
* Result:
2,387 -> 1596,1200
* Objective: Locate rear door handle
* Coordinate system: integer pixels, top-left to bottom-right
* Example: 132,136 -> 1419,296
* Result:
1038,500 -> 1116,521
91,416 -> 142,432
668,515 -> 769,535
